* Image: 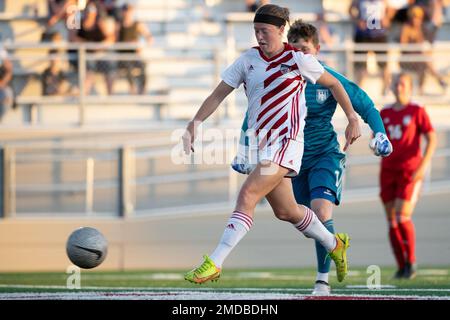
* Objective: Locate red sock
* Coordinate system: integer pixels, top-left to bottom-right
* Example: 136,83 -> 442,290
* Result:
389,225 -> 406,270
398,219 -> 416,264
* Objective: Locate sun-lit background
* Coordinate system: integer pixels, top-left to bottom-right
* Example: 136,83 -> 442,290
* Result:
0,0 -> 449,298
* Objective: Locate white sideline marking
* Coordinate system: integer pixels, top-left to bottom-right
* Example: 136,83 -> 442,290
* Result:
0,290 -> 449,300
1,284 -> 450,293
346,285 -> 397,289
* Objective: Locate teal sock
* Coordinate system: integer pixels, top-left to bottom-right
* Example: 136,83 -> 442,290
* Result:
315,219 -> 335,274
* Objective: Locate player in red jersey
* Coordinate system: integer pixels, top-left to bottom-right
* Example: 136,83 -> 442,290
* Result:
379,72 -> 437,279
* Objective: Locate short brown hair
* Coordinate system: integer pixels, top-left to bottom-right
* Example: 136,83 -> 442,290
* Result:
255,4 -> 290,25
287,20 -> 319,46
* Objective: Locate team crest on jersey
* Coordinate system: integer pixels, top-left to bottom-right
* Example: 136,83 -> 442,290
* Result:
316,89 -> 329,104
280,64 -> 291,74
403,115 -> 412,126
383,117 -> 390,124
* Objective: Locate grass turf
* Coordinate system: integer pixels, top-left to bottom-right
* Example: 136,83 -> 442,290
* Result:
0,266 -> 449,297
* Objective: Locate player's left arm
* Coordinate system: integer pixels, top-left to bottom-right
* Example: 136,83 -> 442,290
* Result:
413,130 -> 437,181
326,67 -> 385,134
325,67 -> 392,156
413,110 -> 437,181
316,71 -> 361,151
295,53 -> 360,151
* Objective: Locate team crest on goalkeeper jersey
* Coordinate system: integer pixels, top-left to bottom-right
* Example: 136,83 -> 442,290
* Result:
316,89 -> 329,104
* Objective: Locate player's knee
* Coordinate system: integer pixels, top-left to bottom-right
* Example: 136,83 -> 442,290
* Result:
398,212 -> 412,223
273,208 -> 294,222
312,206 -> 332,222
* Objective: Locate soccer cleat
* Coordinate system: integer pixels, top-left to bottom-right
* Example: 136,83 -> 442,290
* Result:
328,233 -> 350,282
312,280 -> 331,296
392,268 -> 405,280
184,255 -> 221,284
403,263 -> 417,280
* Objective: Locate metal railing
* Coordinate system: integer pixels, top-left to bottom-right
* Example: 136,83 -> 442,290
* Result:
2,131 -> 450,218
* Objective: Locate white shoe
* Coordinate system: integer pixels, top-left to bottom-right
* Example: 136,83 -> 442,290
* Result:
312,280 -> 331,296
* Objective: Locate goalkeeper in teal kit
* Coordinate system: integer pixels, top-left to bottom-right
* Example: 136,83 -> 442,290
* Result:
232,20 -> 393,295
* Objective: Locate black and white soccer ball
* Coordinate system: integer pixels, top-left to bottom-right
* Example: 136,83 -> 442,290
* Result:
66,227 -> 108,269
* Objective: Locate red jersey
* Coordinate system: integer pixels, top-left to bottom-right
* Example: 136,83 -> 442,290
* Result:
380,102 -> 434,171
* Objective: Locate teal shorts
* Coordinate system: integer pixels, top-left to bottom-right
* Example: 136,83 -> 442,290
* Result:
291,151 -> 346,207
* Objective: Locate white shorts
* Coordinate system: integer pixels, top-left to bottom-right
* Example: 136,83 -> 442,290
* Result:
232,138 -> 304,177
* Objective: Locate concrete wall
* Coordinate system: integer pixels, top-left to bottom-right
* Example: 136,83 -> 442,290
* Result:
1,192 -> 449,272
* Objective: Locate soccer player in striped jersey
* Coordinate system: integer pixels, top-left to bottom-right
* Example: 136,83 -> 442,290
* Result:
183,4 -> 361,285
380,73 -> 436,280
234,20 -> 393,295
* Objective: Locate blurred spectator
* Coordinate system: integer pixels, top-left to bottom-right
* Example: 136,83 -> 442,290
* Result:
349,0 -> 392,95
388,0 -> 415,24
315,12 -> 337,47
0,46 -> 14,123
399,5 -> 447,94
41,53 -> 67,96
415,0 -> 450,43
44,0 -> 78,41
76,0 -> 116,95
98,0 -> 122,22
41,32 -> 73,96
117,3 -> 153,95
245,0 -> 270,12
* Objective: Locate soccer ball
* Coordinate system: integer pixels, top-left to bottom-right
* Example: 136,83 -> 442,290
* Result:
66,227 -> 108,269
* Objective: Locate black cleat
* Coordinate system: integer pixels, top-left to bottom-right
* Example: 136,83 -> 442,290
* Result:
403,263 -> 417,280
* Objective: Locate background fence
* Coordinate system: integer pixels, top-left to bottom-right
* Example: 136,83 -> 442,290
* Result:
2,129 -> 450,218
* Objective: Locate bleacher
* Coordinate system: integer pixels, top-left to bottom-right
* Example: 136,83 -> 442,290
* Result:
1,0 -> 450,127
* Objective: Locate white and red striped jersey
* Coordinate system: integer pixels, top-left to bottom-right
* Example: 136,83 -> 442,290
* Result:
222,43 -> 324,148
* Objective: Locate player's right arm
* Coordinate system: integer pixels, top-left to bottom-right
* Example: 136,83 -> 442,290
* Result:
184,52 -> 248,155
183,81 -> 234,154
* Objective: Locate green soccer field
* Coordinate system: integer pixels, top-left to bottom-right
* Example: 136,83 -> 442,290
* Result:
0,266 -> 449,299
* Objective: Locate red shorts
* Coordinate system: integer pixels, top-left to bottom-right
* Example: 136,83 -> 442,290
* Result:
380,168 -> 422,203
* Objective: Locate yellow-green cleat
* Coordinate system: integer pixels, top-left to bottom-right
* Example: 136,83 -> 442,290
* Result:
184,255 -> 221,284
328,233 -> 350,282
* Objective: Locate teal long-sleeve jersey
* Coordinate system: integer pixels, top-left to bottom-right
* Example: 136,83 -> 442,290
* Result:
239,63 -> 386,169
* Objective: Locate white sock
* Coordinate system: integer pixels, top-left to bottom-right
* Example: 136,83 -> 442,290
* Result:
293,206 -> 336,252
209,211 -> 253,268
316,272 -> 329,283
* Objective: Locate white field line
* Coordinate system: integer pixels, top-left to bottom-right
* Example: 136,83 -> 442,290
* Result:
0,290 -> 449,300
0,268 -> 444,283
2,284 -> 450,293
